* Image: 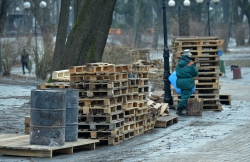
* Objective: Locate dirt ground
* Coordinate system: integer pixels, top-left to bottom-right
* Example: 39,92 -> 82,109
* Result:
0,52 -> 250,162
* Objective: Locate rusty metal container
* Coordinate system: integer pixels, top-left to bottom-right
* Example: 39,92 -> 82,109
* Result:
30,89 -> 66,146
233,67 -> 242,79
65,89 -> 79,142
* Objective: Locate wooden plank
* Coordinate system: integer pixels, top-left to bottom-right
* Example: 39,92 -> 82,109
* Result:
154,115 -> 178,128
0,148 -> 52,158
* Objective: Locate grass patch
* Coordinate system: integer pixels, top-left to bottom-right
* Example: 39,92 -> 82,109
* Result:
224,60 -> 250,67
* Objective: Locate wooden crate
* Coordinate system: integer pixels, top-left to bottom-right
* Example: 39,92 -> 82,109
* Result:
186,98 -> 203,116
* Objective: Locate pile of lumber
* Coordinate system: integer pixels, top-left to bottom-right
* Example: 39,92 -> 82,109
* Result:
34,62 -> 172,145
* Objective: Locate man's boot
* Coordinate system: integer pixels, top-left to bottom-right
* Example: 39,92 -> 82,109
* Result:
176,107 -> 186,116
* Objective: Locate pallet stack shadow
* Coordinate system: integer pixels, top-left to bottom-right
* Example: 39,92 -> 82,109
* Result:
69,63 -> 153,145
171,37 -> 229,111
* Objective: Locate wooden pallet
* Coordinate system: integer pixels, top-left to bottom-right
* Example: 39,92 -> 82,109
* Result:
78,111 -> 124,123
0,134 -> 99,158
97,134 -> 124,146
79,104 -> 123,115
52,70 -> 70,81
78,119 -> 124,131
219,94 -> 232,105
37,82 -> 70,89
154,115 -> 178,128
78,88 -> 128,98
172,88 -> 219,95
173,94 -> 220,100
69,64 -> 131,74
70,81 -> 129,90
78,127 -> 124,139
70,73 -> 128,82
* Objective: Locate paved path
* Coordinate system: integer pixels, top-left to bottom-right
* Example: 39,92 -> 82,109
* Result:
157,120 -> 250,162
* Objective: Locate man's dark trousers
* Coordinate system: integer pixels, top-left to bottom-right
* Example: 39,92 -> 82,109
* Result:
22,62 -> 29,74
177,89 -> 192,111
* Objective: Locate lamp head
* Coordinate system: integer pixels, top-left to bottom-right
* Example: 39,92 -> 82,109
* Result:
23,2 -> 31,9
196,0 -> 203,3
213,0 -> 220,3
184,0 -> 191,6
39,1 -> 47,8
168,0 -> 175,7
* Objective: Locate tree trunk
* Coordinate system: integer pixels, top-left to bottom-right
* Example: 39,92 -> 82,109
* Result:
55,0 -> 117,70
152,0 -> 162,49
74,0 -> 85,23
0,0 -> 8,74
181,7 -> 190,36
133,0 -> 143,48
222,0 -> 229,24
238,0 -> 250,44
233,0 -> 245,46
52,0 -> 70,72
223,0 -> 234,52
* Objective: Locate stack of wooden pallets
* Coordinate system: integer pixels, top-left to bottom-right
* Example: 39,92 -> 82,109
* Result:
69,63 -> 152,145
171,37 -> 227,111
69,63 -> 129,145
35,62 -> 172,145
127,64 -> 153,135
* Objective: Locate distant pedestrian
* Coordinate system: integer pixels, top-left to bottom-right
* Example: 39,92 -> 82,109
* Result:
21,49 -> 30,74
176,49 -> 198,115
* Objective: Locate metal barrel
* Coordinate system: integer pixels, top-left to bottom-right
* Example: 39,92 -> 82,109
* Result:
233,67 -> 242,79
30,89 -> 66,146
65,89 -> 79,142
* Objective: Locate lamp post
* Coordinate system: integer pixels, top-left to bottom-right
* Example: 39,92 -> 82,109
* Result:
168,0 -> 191,36
23,1 -> 47,54
196,0 -> 220,36
162,0 -> 173,105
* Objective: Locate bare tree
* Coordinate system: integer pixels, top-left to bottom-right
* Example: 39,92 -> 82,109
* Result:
24,0 -> 56,79
0,0 -> 8,74
181,7 -> 190,36
152,0 -> 162,48
53,0 -> 117,71
238,0 -> 250,44
224,0 -> 234,51
52,0 -> 70,72
233,0 -> 245,46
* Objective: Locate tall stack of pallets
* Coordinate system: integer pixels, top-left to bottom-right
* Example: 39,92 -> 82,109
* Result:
171,37 -> 224,111
68,63 -> 152,145
128,64 -> 155,133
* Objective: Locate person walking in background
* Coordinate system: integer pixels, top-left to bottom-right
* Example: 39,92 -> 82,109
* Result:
176,49 -> 198,115
21,49 -> 30,74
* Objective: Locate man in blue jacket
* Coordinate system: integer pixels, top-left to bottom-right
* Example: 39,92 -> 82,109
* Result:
176,49 -> 198,115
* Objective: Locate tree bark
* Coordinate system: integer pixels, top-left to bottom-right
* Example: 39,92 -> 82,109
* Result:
238,0 -> 250,44
152,0 -> 162,49
181,7 -> 190,36
0,0 -> 8,74
52,0 -> 70,72
224,0 -> 234,52
74,0 -> 85,23
222,0 -> 230,24
55,0 -> 117,70
233,0 -> 245,46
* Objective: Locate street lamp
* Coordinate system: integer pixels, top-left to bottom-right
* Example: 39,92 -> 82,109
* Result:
196,0 -> 220,36
23,1 -> 47,54
162,0 -> 173,105
169,0 -> 191,36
